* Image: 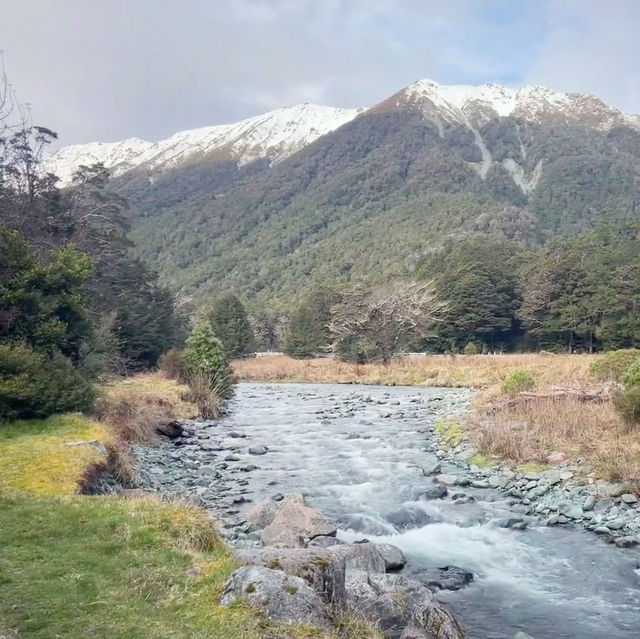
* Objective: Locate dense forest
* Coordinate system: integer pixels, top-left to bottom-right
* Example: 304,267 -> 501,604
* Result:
0,78 -> 186,420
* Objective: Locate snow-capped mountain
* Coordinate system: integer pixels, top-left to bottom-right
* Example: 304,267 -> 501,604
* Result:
392,79 -> 640,131
46,103 -> 365,185
47,79 -> 640,191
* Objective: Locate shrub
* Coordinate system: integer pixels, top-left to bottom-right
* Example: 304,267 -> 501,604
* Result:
184,320 -> 226,376
589,349 -> 640,382
614,384 -> 640,430
463,341 -> 479,355
158,347 -> 186,381
0,343 -> 95,422
183,319 -> 234,418
501,369 -> 535,394
622,358 -> 640,388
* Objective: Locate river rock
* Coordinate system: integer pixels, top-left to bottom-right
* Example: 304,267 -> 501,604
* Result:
621,493 -> 638,504
248,445 -> 268,455
155,420 -> 183,439
261,494 -> 337,547
425,484 -> 448,499
436,474 -> 458,486
221,566 -> 330,627
614,536 -> 638,548
496,516 -> 524,528
345,569 -> 465,639
420,565 -> 474,591
246,499 -> 280,530
583,495 -> 596,512
376,543 -> 407,571
235,547 -> 346,604
607,518 -> 627,530
421,460 -> 442,476
547,451 -> 569,465
386,505 -> 432,531
558,501 -> 583,520
329,541 -> 386,573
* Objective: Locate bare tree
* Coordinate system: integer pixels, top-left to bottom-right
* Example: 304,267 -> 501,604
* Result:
329,280 -> 446,363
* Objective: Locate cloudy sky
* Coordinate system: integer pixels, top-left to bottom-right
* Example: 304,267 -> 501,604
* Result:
1,0 -> 638,146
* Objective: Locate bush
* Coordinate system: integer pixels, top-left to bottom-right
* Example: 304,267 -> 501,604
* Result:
0,343 -> 95,422
622,358 -> 640,388
184,320 -> 226,376
614,384 -> 640,430
501,369 -> 535,394
183,319 -> 234,418
463,341 -> 479,355
589,349 -> 640,382
158,347 -> 186,381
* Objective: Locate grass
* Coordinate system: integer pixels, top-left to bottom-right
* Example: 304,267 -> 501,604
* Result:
0,377 -> 380,639
233,353 -> 595,388
471,397 -> 640,489
0,414 -> 113,495
435,418 -> 466,448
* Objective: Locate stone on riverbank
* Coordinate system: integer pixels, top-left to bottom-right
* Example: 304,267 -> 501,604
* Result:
221,565 -> 330,627
235,547 -> 346,604
261,493 -> 337,547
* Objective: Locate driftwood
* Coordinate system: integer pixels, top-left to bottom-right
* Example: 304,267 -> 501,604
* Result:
487,384 -> 620,411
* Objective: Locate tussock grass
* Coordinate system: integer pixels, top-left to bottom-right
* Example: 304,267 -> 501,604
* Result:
95,372 -> 197,443
471,397 -> 640,488
233,353 -> 595,389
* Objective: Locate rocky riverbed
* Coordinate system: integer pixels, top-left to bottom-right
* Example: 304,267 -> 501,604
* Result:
133,383 -> 640,639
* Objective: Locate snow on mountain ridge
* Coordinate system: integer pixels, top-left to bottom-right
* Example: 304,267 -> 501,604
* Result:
46,103 -> 364,185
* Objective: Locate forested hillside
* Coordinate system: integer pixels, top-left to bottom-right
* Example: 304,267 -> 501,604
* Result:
53,79 -> 639,308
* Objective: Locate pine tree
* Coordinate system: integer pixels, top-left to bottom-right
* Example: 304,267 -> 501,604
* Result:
208,294 -> 255,358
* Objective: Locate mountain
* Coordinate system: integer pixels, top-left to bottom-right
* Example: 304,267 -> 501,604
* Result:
45,103 -> 364,186
47,79 -> 640,308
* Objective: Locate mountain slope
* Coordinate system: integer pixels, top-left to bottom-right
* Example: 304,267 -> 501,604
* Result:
48,79 -> 640,307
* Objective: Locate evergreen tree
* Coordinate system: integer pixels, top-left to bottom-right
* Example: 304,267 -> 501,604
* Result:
208,293 -> 255,358
284,288 -> 335,358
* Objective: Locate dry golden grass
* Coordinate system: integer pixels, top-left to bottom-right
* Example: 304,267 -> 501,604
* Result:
471,397 -> 640,489
234,353 -> 595,389
95,372 -> 197,443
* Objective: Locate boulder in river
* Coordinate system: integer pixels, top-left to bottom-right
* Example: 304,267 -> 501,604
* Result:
261,493 -> 338,547
345,569 -> 465,639
246,499 -> 280,530
221,565 -> 330,627
248,445 -> 269,455
419,565 -> 474,591
420,460 -> 442,476
425,484 -> 448,499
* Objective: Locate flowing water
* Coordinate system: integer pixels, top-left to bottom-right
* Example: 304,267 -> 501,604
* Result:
189,383 -> 640,638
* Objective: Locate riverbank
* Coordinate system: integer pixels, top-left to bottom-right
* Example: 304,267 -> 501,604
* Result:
0,376 -> 381,639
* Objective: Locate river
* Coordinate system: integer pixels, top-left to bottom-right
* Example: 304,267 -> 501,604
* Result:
138,382 -> 640,638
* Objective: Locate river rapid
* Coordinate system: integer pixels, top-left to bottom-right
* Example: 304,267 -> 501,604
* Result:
136,382 -> 640,639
